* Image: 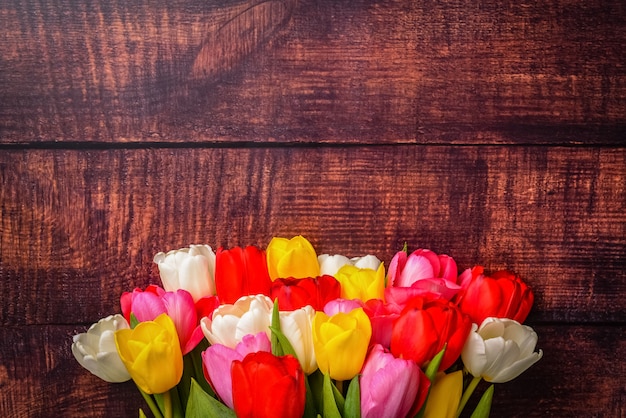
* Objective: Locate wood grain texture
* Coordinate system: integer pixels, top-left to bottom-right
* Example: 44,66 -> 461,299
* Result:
1,0 -> 625,416
0,324 -> 623,417
1,146 -> 624,325
1,0 -> 625,144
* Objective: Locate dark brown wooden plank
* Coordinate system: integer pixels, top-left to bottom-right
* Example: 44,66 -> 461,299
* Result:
1,0 -> 625,144
0,324 -> 622,417
1,146 -> 624,325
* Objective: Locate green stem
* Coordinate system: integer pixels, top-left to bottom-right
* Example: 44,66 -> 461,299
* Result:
163,390 -> 172,418
137,386 -> 163,418
335,379 -> 344,396
456,376 -> 482,417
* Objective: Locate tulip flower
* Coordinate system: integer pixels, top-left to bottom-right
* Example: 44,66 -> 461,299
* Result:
202,332 -> 271,409
201,294 -> 273,348
387,249 -> 460,300
153,244 -> 216,301
231,351 -> 306,418
423,370 -> 463,418
334,263 -> 386,302
71,314 -> 131,383
215,245 -> 272,304
278,306 -> 318,374
114,313 -> 183,394
270,275 -> 341,311
318,253 -> 382,276
361,299 -> 401,348
360,344 -> 430,418
462,317 -> 543,383
121,286 -> 205,354
266,235 -> 320,280
390,296 -> 471,371
312,307 -> 372,381
456,267 -> 534,325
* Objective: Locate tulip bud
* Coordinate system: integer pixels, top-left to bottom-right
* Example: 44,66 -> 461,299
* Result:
390,296 -> 471,371
462,317 -> 543,383
360,344 -> 430,418
456,267 -> 534,325
312,307 -> 372,381
232,352 -> 306,418
334,263 -> 386,302
201,294 -> 273,348
278,306 -> 318,374
215,245 -> 272,304
114,313 -> 183,394
71,314 -> 131,383
153,245 -> 216,302
266,235 -> 320,280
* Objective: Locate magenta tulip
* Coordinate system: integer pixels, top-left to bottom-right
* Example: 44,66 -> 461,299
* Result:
387,249 -> 460,300
121,286 -> 205,354
360,344 -> 430,418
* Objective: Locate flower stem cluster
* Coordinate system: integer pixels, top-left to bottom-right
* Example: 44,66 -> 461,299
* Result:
72,236 -> 542,418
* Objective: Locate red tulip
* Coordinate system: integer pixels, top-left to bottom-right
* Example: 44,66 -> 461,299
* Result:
390,296 -> 471,371
455,266 -> 534,325
231,351 -> 306,418
215,245 -> 272,304
269,275 -> 341,311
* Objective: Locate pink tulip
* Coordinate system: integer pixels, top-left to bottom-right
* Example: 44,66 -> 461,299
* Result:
202,332 -> 271,409
361,299 -> 401,349
121,285 -> 205,355
360,344 -> 430,418
387,249 -> 460,300
323,298 -> 363,316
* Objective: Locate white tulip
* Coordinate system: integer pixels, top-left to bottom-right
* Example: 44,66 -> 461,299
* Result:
201,295 -> 273,348
278,306 -> 317,374
153,244 -> 216,301
462,317 -> 543,383
71,314 -> 131,383
318,254 -> 382,276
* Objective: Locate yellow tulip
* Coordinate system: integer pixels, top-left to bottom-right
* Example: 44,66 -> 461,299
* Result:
423,370 -> 463,418
115,313 -> 183,394
312,308 -> 372,381
266,235 -> 320,280
334,263 -> 385,302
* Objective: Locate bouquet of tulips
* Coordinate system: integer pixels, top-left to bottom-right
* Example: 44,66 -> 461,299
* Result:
72,236 -> 543,418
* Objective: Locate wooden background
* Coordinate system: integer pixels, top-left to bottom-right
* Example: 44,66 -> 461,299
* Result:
1,0 -> 625,416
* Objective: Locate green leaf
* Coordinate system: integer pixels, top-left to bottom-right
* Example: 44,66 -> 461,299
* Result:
139,409 -> 147,418
469,384 -> 494,418
424,345 -> 446,383
414,345 -> 447,418
303,373 -> 319,418
308,370 -> 325,413
322,374 -> 343,418
271,299 -> 283,356
269,299 -> 300,359
269,326 -> 298,358
343,375 -> 361,418
185,378 -> 236,418
130,313 -> 140,329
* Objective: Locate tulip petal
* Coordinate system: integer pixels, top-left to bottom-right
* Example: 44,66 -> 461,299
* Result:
490,349 -> 543,383
462,324 -> 489,377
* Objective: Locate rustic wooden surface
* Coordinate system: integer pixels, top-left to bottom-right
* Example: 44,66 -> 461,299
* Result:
1,0 -> 625,416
